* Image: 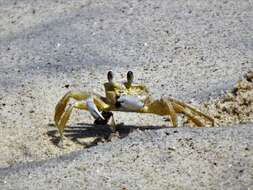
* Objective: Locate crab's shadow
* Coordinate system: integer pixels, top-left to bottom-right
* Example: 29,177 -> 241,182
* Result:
47,123 -> 167,148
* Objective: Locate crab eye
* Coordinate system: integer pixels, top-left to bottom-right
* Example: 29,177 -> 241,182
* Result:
127,71 -> 134,82
107,71 -> 113,82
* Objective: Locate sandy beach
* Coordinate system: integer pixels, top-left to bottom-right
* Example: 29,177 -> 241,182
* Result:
0,0 -> 252,189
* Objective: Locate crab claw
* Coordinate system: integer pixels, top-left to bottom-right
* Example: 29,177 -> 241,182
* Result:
86,97 -> 105,120
117,95 -> 144,111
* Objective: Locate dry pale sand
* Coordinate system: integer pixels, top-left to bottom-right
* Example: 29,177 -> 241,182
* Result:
0,0 -> 252,189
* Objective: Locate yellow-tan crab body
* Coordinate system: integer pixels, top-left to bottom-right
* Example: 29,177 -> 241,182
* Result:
54,71 -> 214,144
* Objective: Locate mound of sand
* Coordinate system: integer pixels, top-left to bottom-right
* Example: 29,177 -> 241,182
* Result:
202,70 -> 253,125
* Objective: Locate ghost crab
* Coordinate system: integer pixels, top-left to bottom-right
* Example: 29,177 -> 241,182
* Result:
54,71 -> 214,144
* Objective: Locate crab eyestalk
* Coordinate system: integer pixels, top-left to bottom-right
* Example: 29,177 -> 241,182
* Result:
107,70 -> 114,83
126,71 -> 134,89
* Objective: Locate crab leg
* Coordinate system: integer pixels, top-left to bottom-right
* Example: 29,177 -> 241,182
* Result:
54,91 -> 110,142
57,102 -> 86,139
58,97 -> 106,136
162,99 -> 178,127
110,114 -> 117,132
54,91 -> 108,126
140,98 -> 212,127
170,101 -> 205,127
169,98 -> 214,126
164,99 -> 209,127
54,91 -> 91,126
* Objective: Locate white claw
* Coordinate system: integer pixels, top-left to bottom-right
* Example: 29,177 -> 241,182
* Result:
86,97 -> 105,120
118,95 -> 144,111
